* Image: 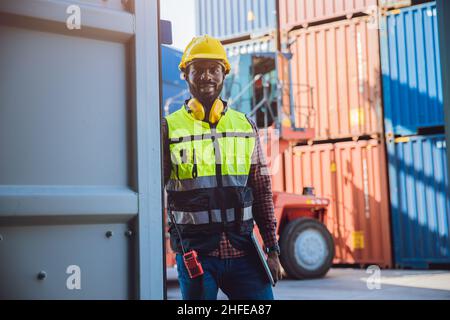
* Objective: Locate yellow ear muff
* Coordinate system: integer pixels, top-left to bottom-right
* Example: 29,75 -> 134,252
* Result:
209,99 -> 224,124
187,98 -> 224,124
187,98 -> 206,121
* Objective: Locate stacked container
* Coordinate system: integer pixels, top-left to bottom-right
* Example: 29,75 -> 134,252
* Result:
195,0 -> 279,76
282,141 -> 393,267
286,16 -> 383,140
279,0 -> 378,30
272,141 -> 393,266
194,0 -> 394,268
380,2 -> 450,268
380,2 -> 443,136
196,0 -> 277,41
278,0 -> 393,267
195,0 -> 449,269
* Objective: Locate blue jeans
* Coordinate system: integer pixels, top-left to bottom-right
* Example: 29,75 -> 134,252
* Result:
176,253 -> 274,300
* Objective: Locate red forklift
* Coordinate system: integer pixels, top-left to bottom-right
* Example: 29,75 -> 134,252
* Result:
165,51 -> 334,279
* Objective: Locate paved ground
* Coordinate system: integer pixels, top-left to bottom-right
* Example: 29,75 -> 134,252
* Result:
166,267 -> 450,300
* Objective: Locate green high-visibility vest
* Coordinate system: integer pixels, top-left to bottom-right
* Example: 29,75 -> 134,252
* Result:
165,103 -> 258,254
166,105 -> 256,191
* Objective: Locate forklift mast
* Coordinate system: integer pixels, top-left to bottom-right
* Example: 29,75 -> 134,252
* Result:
224,51 -> 315,147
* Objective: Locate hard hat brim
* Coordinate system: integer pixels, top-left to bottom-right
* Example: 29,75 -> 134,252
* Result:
180,55 -> 230,74
185,58 -> 227,72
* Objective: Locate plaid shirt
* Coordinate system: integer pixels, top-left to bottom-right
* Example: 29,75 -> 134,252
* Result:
162,110 -> 278,259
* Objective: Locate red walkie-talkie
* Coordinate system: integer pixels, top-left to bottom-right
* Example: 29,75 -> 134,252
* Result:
168,209 -> 204,279
183,250 -> 204,279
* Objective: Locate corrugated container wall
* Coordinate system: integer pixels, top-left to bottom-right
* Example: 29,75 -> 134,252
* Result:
387,135 -> 450,268
284,140 -> 392,267
279,0 -> 377,30
287,17 -> 383,141
333,140 -> 392,267
0,0 -> 164,299
196,0 -> 276,40
380,2 -> 444,136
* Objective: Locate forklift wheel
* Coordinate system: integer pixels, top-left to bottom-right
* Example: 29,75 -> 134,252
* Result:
280,218 -> 334,279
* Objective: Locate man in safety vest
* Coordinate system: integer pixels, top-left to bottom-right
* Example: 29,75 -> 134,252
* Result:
162,35 -> 282,300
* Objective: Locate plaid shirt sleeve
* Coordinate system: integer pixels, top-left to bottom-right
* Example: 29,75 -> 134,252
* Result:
247,119 -> 278,249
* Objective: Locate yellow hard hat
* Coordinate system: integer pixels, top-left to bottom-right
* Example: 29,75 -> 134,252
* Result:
179,35 -> 231,74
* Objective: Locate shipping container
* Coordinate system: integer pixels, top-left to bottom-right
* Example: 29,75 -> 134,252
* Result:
380,2 -> 444,136
260,130 -> 286,193
379,0 -> 412,10
333,140 -> 392,267
0,0 -> 164,299
224,34 -> 276,57
196,0 -> 276,40
387,134 -> 450,268
379,1 -> 434,10
287,17 -> 383,141
438,0 -> 450,198
279,0 -> 377,31
290,140 -> 392,267
161,45 -> 189,115
161,45 -> 183,86
162,82 -> 189,116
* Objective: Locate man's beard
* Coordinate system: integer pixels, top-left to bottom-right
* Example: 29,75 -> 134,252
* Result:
188,82 -> 224,108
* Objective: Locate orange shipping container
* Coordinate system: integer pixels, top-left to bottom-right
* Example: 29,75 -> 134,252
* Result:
333,140 -> 392,267
279,0 -> 377,30
259,128 -> 287,193
290,140 -> 392,267
287,17 -> 383,141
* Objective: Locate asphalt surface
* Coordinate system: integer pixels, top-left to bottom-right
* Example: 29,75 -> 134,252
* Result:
166,267 -> 450,300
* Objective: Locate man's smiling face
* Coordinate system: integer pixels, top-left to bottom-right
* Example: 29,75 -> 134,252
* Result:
185,60 -> 226,105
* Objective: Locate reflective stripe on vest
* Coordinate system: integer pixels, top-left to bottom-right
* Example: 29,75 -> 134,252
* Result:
166,105 -> 256,192
166,174 -> 249,192
170,206 -> 253,225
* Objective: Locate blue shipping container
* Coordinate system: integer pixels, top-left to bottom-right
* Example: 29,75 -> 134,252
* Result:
387,134 -> 450,268
161,45 -> 189,115
380,2 -> 444,136
196,0 -> 276,40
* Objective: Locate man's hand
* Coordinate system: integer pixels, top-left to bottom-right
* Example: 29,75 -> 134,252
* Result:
267,252 -> 283,283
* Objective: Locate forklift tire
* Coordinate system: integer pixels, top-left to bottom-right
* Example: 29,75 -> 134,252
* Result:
280,218 -> 334,279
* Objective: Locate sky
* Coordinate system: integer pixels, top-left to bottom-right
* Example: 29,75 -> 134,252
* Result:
160,0 -> 197,51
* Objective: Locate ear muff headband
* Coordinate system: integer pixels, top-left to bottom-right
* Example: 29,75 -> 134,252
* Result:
187,98 -> 224,124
